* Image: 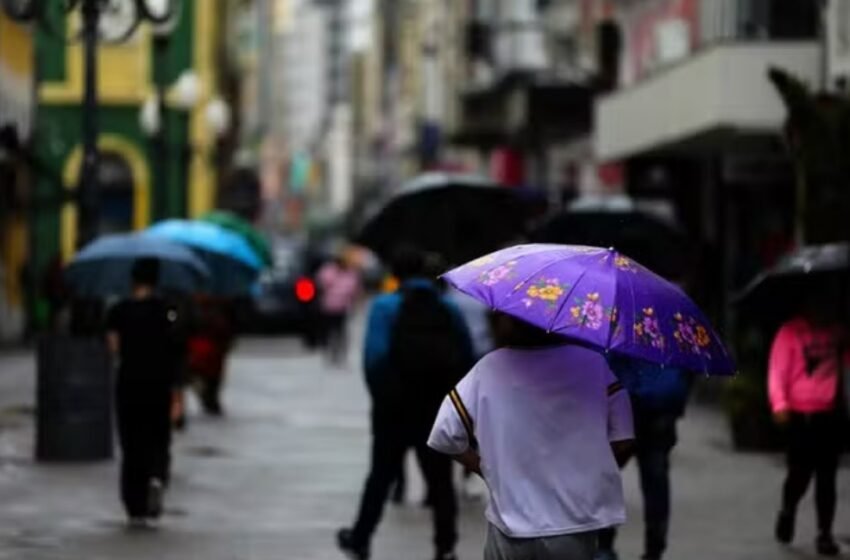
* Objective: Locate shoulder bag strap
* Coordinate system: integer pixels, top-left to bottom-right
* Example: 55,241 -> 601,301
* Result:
448,388 -> 478,451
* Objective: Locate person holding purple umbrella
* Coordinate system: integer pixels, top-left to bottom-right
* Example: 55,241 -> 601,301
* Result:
428,313 -> 635,560
428,244 -> 735,560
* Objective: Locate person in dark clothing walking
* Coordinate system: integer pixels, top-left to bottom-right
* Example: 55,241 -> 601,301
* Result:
596,358 -> 691,560
106,258 -> 180,527
337,247 -> 474,560
188,294 -> 235,416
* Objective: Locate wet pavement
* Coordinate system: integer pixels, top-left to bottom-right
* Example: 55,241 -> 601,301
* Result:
0,330 -> 848,559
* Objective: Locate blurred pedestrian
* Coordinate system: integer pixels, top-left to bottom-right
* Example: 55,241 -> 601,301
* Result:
188,294 -> 235,416
166,294 -> 195,431
106,258 -> 180,527
337,246 -> 474,560
770,293 -> 846,557
428,314 -> 634,560
316,254 -> 362,367
595,358 -> 691,560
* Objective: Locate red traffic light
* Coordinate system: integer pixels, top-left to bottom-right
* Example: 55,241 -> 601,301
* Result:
295,277 -> 316,303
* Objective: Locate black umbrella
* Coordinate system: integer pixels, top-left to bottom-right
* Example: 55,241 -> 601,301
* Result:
530,209 -> 689,279
734,242 -> 850,309
357,172 -> 542,265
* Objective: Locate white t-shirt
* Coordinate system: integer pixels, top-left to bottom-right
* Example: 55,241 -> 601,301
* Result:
428,345 -> 634,538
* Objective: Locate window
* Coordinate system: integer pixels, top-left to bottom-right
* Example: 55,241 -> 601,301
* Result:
95,151 -> 134,235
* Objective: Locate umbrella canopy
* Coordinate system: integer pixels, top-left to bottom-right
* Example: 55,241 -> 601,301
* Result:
531,210 -> 689,279
734,242 -> 850,308
145,220 -> 262,296
201,210 -> 273,267
444,244 -> 735,375
65,233 -> 210,297
357,172 -> 539,265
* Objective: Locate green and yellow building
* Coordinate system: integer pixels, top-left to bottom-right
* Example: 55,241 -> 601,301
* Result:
21,1 -> 231,329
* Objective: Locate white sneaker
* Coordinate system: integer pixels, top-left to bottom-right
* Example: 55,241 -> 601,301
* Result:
147,479 -> 164,518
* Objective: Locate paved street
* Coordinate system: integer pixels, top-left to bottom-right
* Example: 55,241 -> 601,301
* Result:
0,331 -> 848,559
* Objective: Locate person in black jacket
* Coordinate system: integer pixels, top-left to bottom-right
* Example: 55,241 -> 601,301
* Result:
106,258 -> 180,527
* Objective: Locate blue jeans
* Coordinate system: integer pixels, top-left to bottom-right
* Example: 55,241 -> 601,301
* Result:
598,410 -> 678,558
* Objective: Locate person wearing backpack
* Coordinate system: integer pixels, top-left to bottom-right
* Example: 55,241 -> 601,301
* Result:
595,357 -> 691,560
337,246 -> 474,560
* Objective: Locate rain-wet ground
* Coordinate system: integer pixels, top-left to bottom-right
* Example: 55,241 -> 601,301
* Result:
0,325 -> 848,559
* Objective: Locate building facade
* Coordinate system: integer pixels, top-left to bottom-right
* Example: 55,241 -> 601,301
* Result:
28,0 -> 229,329
0,11 -> 35,340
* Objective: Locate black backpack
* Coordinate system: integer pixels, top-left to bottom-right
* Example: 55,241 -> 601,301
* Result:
385,285 -> 470,419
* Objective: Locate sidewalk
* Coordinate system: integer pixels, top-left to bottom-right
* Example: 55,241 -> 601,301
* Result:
0,339 -> 846,559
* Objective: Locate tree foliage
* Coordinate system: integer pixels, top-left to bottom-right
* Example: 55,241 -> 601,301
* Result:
768,67 -> 850,244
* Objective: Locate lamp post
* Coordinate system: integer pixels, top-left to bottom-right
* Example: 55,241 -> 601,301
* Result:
78,0 -> 100,246
1,0 -> 182,247
140,69 -> 232,205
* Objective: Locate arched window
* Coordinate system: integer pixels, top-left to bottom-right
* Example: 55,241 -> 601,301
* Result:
96,151 -> 134,235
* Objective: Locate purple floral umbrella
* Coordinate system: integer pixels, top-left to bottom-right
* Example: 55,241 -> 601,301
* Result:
443,244 -> 736,376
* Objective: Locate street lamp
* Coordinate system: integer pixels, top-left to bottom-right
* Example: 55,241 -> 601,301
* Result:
139,76 -> 232,136
1,0 -> 181,248
140,70 -> 231,221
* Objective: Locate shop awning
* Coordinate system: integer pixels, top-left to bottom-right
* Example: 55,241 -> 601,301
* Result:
594,42 -> 821,161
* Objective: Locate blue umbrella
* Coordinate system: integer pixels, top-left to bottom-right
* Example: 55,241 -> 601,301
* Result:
65,233 -> 210,297
145,220 -> 263,295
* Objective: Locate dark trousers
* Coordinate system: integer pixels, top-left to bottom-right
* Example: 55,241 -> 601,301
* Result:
350,413 -> 458,553
781,412 -> 842,535
599,411 -> 678,558
116,382 -> 172,518
198,371 -> 225,414
322,313 -> 348,365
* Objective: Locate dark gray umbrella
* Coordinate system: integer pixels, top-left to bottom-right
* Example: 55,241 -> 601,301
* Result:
530,209 -> 689,279
356,172 -> 544,265
734,242 -> 850,306
65,233 -> 210,297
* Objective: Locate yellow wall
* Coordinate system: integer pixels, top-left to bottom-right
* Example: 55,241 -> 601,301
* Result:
188,0 -> 217,218
0,13 -> 32,320
0,13 -> 33,76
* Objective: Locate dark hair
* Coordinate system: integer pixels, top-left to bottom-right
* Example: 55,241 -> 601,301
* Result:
131,257 -> 160,287
493,312 -> 566,349
390,245 -> 427,280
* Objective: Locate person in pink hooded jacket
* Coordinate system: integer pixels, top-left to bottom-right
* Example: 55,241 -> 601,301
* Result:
769,294 -> 847,557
